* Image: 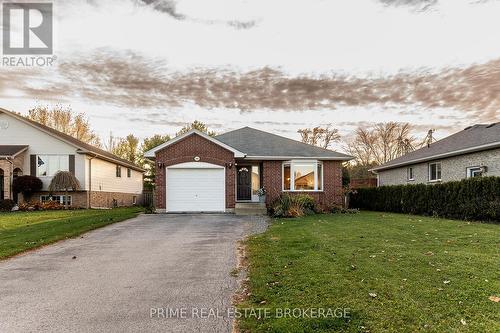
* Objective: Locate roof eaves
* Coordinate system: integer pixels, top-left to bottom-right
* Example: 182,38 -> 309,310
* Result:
371,141 -> 500,172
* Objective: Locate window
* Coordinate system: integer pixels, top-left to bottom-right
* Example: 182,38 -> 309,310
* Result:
428,163 -> 441,181
407,167 -> 414,181
127,168 -> 131,178
40,195 -> 72,206
116,165 -> 122,177
36,155 -> 69,177
466,166 -> 483,178
251,165 -> 260,196
282,161 -> 323,191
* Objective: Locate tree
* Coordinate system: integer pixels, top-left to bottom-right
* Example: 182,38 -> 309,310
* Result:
112,134 -> 140,164
345,122 -> 417,166
176,120 -> 216,137
297,125 -> 340,149
140,134 -> 171,188
27,104 -> 101,147
12,176 -> 43,200
48,171 -> 81,209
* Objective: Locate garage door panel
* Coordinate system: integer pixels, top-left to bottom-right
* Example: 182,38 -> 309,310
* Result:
166,168 -> 225,212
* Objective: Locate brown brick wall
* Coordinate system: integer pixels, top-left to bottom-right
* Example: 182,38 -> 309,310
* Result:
26,191 -> 141,208
154,133 -> 236,210
262,160 -> 343,209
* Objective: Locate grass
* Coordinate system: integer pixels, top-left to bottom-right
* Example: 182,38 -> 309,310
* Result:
0,207 -> 143,259
239,211 -> 500,333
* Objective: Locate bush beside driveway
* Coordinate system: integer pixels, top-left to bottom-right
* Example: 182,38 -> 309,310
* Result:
239,211 -> 500,333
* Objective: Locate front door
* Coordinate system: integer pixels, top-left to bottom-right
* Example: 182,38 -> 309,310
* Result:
237,166 -> 251,201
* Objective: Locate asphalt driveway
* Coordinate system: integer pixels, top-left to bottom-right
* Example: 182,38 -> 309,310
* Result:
0,214 -> 267,333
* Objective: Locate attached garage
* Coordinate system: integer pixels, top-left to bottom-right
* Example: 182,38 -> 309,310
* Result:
166,162 -> 225,212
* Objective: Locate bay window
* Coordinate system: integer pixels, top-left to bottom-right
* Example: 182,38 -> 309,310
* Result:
282,161 -> 323,191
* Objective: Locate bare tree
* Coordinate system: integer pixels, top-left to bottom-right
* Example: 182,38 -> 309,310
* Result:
297,125 -> 340,149
27,104 -> 101,147
345,122 -> 417,166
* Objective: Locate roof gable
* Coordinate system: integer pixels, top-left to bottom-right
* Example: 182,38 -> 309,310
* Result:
144,129 -> 245,158
372,123 -> 500,171
215,127 -> 352,160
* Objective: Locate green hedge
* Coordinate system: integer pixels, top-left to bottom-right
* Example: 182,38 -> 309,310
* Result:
350,176 -> 500,222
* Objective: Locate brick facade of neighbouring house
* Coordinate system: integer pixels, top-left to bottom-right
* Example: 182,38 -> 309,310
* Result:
154,133 -> 236,210
262,160 -> 344,209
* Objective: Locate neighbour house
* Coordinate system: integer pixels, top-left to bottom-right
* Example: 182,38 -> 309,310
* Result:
0,108 -> 144,208
145,127 -> 353,213
371,123 -> 500,186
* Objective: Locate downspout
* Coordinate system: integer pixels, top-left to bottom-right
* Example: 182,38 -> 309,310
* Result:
87,154 -> 97,209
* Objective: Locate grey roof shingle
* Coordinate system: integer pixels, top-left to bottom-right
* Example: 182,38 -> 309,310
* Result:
372,123 -> 500,171
215,127 -> 352,160
0,145 -> 29,157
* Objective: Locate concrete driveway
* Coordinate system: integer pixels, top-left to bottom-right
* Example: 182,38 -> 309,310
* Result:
0,214 -> 267,333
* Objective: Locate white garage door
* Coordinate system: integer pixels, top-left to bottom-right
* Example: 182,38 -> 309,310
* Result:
166,165 -> 225,212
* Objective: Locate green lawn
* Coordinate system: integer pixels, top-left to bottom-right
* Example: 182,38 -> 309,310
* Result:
239,211 -> 500,333
0,207 -> 143,259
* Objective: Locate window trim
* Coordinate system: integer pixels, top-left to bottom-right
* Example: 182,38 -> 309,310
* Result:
407,167 -> 414,181
428,162 -> 442,182
282,160 -> 323,192
116,165 -> 122,178
40,195 -> 72,206
466,166 -> 483,178
127,168 -> 131,178
36,154 -> 70,177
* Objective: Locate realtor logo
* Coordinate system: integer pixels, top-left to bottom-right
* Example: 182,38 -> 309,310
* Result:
2,2 -> 53,55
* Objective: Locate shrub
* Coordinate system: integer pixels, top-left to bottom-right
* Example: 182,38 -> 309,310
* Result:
12,175 -> 43,199
270,193 -> 317,218
0,199 -> 16,212
18,200 -> 64,211
350,176 -> 500,222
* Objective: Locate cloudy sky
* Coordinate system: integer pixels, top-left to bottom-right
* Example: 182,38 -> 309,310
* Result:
1,0 -> 499,147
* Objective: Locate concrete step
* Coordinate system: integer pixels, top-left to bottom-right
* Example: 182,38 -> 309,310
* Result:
235,202 -> 267,215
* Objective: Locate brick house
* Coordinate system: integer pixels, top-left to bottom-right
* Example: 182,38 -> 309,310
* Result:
0,108 -> 144,208
145,127 -> 352,213
371,123 -> 500,186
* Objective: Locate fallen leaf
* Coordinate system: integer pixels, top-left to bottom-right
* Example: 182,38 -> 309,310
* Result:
444,280 -> 450,284
489,296 -> 500,302
369,293 -> 377,298
424,251 -> 434,256
460,319 -> 467,326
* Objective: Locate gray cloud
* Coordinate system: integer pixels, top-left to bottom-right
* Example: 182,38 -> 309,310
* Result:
138,0 -> 258,29
3,50 -> 499,124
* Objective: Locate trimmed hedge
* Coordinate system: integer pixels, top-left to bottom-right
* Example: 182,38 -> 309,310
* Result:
350,176 -> 500,222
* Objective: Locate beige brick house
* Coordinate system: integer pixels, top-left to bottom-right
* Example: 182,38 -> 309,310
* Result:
0,108 -> 144,208
371,123 -> 500,186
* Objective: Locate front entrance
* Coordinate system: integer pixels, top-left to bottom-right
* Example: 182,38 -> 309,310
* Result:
237,166 -> 252,201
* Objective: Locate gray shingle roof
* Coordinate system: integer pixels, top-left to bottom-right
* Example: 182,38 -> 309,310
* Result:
0,145 -> 28,157
215,127 -> 352,160
372,123 -> 500,171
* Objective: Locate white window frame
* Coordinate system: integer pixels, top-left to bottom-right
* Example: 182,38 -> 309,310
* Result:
407,167 -> 414,181
36,155 -> 69,177
428,162 -> 442,182
282,160 -> 323,192
40,195 -> 72,206
466,166 -> 483,178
